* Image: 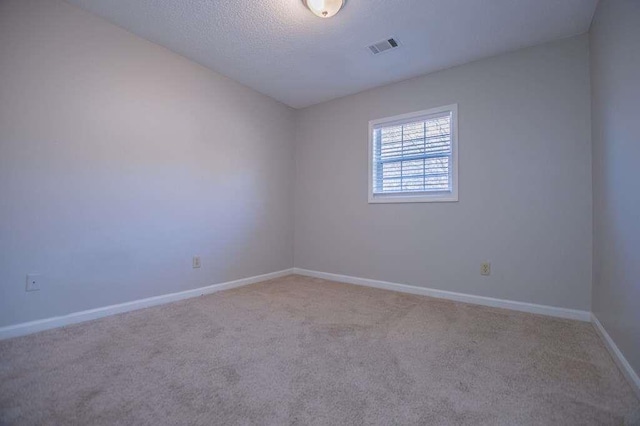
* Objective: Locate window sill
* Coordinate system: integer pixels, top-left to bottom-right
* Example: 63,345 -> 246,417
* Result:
368,192 -> 458,204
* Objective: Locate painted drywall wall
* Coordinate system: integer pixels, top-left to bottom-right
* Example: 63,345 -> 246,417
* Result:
0,0 -> 295,327
590,0 -> 640,377
294,35 -> 592,310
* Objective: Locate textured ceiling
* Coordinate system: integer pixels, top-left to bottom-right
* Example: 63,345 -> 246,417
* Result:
65,0 -> 598,108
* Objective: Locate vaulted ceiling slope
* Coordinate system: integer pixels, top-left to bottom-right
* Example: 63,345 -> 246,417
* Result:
66,0 -> 597,108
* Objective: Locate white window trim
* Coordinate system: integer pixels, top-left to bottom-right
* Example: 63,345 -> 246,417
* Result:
368,104 -> 458,204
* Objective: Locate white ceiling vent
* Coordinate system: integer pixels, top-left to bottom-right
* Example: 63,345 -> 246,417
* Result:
368,38 -> 400,55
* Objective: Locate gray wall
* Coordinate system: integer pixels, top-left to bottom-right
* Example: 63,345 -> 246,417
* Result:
295,36 -> 593,310
590,0 -> 640,376
0,0 -> 295,326
0,0 -> 602,330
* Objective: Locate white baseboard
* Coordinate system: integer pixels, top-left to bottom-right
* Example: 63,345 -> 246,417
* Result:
292,268 -> 591,322
4,266 -> 637,398
591,313 -> 640,399
0,268 -> 294,340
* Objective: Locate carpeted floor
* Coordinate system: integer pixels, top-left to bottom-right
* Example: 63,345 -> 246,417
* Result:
1,274 -> 638,425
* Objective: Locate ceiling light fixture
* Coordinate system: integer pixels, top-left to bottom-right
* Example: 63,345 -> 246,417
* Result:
302,0 -> 344,18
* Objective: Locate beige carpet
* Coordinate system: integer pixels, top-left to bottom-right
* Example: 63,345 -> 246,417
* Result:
1,274 -> 638,425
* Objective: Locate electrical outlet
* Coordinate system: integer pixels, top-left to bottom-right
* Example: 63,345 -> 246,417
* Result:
26,273 -> 41,291
480,262 -> 491,276
192,256 -> 201,269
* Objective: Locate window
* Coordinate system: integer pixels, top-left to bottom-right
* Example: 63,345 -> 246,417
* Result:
368,104 -> 458,203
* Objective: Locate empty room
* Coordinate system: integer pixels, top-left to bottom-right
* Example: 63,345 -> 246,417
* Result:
1,0 -> 639,424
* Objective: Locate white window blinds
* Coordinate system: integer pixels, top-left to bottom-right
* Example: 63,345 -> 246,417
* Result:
369,105 -> 457,203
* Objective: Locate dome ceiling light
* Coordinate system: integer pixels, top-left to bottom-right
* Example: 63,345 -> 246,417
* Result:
302,0 -> 345,18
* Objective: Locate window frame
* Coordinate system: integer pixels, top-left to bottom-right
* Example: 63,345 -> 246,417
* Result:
368,104 -> 458,204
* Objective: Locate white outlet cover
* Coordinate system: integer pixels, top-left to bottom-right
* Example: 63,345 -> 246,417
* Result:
26,273 -> 41,291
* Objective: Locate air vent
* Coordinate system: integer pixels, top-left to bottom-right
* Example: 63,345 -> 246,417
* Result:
368,38 -> 400,55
